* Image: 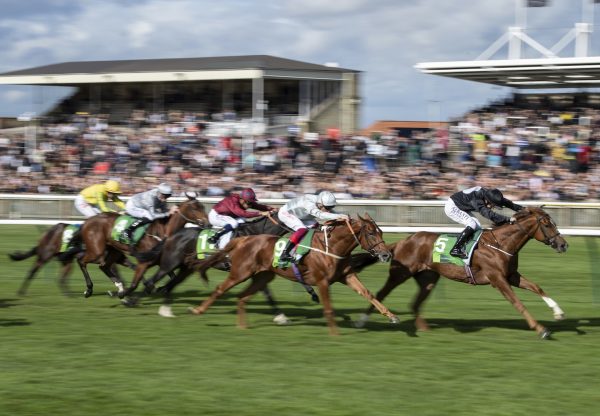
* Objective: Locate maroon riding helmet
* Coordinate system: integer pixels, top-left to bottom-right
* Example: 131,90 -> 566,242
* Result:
240,188 -> 257,202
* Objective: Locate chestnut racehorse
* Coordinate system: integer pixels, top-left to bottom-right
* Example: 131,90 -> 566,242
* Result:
188,213 -> 399,335
351,207 -> 568,339
76,197 -> 208,298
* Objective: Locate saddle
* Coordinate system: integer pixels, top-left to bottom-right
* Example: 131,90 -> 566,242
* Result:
432,229 -> 483,266
272,230 -> 315,268
111,215 -> 151,245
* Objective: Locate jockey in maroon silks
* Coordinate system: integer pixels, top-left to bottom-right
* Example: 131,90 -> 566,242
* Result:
207,188 -> 275,245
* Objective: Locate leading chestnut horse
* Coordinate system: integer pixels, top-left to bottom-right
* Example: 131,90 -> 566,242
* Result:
188,213 -> 399,335
76,196 -> 208,298
351,206 -> 568,339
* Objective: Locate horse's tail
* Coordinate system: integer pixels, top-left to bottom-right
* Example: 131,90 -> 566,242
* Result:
132,240 -> 166,263
8,246 -> 37,261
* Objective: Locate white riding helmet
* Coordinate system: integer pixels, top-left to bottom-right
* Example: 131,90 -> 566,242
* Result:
317,191 -> 337,208
157,183 -> 172,196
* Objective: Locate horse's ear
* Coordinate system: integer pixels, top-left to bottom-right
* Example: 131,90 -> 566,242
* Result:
357,213 -> 363,221
185,191 -> 198,201
363,212 -> 373,221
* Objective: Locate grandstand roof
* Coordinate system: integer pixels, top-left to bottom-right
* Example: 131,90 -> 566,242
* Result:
0,55 -> 358,86
415,57 -> 600,89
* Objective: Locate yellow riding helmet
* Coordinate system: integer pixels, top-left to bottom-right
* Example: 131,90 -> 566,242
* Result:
105,180 -> 122,194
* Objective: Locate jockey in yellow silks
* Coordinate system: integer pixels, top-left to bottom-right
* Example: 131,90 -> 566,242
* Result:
74,180 -> 126,218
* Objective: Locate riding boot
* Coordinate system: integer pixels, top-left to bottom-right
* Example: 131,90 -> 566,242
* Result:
124,218 -> 151,245
279,240 -> 297,263
450,226 -> 475,259
208,224 -> 233,245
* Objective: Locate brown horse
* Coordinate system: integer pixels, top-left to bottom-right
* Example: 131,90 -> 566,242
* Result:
9,223 -> 133,296
351,206 -> 568,339
188,213 -> 399,335
76,196 -> 208,298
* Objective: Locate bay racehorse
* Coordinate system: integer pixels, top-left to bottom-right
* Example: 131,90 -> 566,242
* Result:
126,214 -> 296,324
188,213 -> 398,335
351,206 -> 568,339
9,223 -> 132,296
75,196 -> 208,298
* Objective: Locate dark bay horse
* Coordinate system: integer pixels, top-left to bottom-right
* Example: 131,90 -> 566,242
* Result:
188,213 -> 398,335
9,223 -> 133,296
127,214 -> 294,322
76,197 -> 208,298
9,223 -> 75,295
352,207 -> 568,339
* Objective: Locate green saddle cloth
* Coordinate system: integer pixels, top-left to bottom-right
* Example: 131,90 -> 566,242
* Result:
272,230 -> 316,268
59,224 -> 81,253
432,229 -> 483,266
111,216 -> 150,245
196,229 -> 219,259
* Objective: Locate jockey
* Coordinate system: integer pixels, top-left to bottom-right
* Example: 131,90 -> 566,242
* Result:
74,180 -> 125,218
277,190 -> 349,263
445,186 -> 523,259
207,188 -> 274,245
123,183 -> 178,243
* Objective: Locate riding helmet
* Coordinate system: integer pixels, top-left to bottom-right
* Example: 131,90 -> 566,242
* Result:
240,188 -> 257,202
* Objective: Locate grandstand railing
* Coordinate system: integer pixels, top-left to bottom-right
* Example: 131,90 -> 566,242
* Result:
0,194 -> 599,236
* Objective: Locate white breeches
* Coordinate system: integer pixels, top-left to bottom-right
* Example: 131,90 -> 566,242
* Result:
74,195 -> 101,218
208,209 -> 243,229
278,208 -> 316,231
125,199 -> 153,220
444,199 -> 481,230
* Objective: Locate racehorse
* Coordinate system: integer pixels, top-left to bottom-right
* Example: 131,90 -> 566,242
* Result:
351,206 -> 568,339
75,196 -> 208,298
127,214 -> 296,323
188,213 -> 399,335
9,223 -> 132,296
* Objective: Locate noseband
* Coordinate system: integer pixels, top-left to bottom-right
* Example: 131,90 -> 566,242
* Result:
346,219 -> 387,257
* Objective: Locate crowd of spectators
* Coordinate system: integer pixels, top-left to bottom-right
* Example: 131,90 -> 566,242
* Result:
1,102 -> 600,202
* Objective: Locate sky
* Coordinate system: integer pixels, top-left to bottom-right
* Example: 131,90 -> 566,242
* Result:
0,0 -> 599,128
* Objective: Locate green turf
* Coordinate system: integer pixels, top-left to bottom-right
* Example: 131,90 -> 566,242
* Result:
1,225 -> 599,416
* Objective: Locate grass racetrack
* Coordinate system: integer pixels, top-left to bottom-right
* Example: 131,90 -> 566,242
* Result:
1,225 -> 600,416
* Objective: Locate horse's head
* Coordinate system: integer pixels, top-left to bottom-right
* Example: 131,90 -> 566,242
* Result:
353,213 -> 391,262
177,197 -> 208,227
513,207 -> 568,253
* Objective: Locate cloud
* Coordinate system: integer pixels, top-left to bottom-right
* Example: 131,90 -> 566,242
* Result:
2,89 -> 27,102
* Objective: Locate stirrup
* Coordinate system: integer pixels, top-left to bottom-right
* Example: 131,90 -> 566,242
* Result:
450,248 -> 467,259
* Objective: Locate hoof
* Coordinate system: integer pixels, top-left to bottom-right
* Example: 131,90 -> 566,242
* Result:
84,289 -> 93,298
156,286 -> 167,294
273,313 -> 291,325
389,315 -> 400,324
121,297 -> 138,307
554,313 -> 565,321
188,307 -> 202,315
158,305 -> 175,318
354,313 -> 369,328
539,329 -> 552,339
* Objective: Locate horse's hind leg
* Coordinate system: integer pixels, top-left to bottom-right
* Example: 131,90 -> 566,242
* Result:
411,271 -> 441,331
16,258 -> 45,296
344,273 -> 399,325
58,261 -> 73,296
157,267 -> 194,317
189,271 -> 249,316
508,272 -> 565,320
315,278 -> 340,336
100,250 -> 126,298
236,272 -> 276,329
260,284 -> 291,325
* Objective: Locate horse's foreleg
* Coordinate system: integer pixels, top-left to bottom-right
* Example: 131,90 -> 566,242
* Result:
345,273 -> 399,325
316,279 -> 338,336
189,272 -> 248,316
157,267 -> 194,317
493,278 -> 551,339
77,256 -> 95,298
124,262 -> 151,296
357,267 -> 410,327
235,273 -> 274,329
508,273 -> 565,320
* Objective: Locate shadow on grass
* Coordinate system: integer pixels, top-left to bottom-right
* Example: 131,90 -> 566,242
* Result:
0,318 -> 31,327
0,298 -> 21,308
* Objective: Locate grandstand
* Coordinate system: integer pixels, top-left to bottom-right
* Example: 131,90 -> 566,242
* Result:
0,55 -> 361,135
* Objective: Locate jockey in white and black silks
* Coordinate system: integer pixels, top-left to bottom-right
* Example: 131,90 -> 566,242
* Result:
277,191 -> 349,263
444,186 -> 523,259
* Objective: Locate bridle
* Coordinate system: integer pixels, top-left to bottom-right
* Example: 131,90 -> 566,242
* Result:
513,211 -> 561,246
176,202 -> 206,226
345,218 -> 387,257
